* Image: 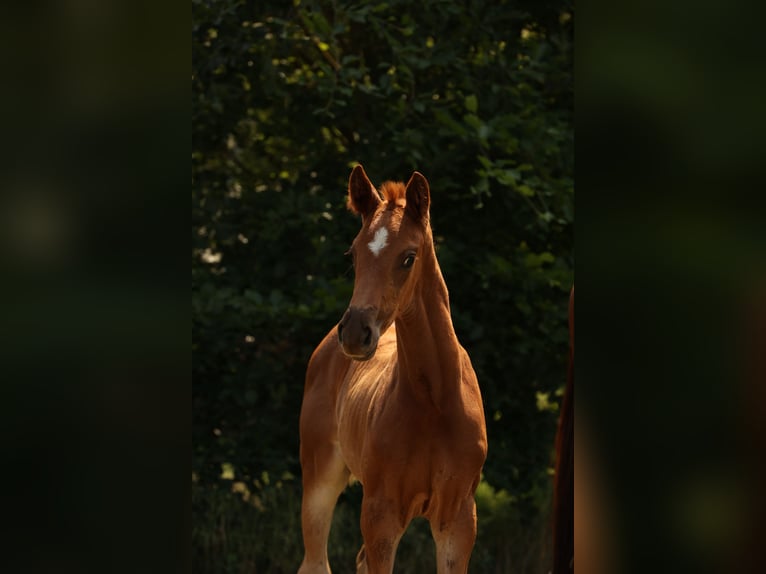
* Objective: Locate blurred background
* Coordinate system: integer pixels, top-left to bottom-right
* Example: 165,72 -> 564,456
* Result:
191,0 -> 573,572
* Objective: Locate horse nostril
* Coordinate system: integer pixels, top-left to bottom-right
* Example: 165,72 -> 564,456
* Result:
337,323 -> 344,343
363,326 -> 372,347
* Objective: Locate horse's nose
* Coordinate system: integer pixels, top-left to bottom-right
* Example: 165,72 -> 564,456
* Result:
337,306 -> 379,360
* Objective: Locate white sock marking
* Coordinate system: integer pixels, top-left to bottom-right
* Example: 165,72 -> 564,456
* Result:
367,227 -> 389,256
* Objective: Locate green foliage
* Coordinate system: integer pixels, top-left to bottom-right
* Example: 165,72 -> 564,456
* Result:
472,477 -> 553,572
193,0 -> 572,570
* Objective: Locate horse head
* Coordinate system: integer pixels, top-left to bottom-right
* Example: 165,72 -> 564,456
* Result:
337,164 -> 431,360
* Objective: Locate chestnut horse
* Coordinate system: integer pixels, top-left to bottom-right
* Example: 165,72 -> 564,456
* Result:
298,165 -> 488,573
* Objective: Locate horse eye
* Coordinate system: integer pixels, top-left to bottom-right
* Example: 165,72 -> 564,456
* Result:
402,255 -> 415,268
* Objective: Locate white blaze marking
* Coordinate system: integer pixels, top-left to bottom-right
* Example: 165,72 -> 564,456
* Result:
367,226 -> 389,257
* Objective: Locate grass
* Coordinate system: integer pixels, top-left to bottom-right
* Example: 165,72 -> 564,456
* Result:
192,474 -> 552,573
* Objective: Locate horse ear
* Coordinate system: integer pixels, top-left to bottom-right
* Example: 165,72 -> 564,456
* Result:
347,165 -> 381,218
405,171 -> 430,223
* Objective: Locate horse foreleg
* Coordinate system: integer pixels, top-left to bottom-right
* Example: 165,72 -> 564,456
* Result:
430,497 -> 478,574
356,495 -> 407,574
298,442 -> 349,574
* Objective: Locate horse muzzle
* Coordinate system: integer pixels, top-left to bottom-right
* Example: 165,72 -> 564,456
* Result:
337,306 -> 380,361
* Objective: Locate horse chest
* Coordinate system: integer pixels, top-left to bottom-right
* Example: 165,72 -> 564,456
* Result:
360,404 -> 478,478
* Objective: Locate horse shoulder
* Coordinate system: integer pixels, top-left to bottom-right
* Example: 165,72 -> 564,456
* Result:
306,327 -> 344,388
301,327 -> 349,445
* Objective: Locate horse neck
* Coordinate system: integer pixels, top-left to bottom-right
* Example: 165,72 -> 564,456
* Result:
394,232 -> 462,408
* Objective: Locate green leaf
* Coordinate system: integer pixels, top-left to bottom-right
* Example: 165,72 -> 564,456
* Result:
465,94 -> 478,113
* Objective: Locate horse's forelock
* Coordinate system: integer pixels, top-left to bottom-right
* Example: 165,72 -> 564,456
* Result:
378,181 -> 407,203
